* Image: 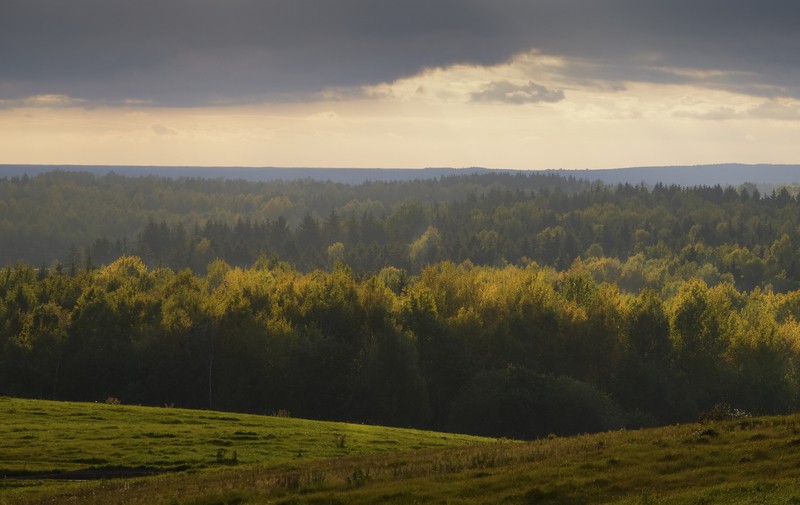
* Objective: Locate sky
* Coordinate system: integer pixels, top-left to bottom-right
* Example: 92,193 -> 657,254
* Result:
1,0 -> 800,170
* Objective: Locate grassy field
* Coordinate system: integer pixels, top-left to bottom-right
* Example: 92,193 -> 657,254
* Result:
3,397 -> 800,504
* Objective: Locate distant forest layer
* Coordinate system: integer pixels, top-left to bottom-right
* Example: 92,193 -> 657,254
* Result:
3,168 -> 800,438
2,169 -> 800,292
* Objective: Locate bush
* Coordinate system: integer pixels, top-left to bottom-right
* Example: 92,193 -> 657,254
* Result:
700,402 -> 751,422
446,365 -> 626,439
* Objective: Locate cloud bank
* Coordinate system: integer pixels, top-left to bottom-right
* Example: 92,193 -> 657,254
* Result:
2,0 -> 799,107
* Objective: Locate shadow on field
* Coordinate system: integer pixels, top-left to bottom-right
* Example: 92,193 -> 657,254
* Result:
5,465 -> 186,481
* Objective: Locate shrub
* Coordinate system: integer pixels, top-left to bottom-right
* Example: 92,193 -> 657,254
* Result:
446,365 -> 626,439
347,468 -> 370,488
700,402 -> 751,422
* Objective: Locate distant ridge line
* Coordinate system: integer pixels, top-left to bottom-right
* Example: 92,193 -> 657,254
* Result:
0,165 -> 497,184
1,163 -> 800,186
544,163 -> 800,187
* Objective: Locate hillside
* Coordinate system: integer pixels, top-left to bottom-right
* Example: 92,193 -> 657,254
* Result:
3,397 -> 800,504
0,396 -> 488,501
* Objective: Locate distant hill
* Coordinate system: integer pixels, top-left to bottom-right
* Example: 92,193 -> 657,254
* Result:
2,163 -> 800,187
0,165 -> 493,184
548,163 -> 800,187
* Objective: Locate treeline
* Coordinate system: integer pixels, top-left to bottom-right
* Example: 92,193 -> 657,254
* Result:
3,171 -> 800,293
3,257 -> 800,439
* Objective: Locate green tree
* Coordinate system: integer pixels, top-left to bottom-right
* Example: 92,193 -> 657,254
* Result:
613,289 -> 680,421
669,280 -> 733,414
408,225 -> 443,269
726,292 -> 799,413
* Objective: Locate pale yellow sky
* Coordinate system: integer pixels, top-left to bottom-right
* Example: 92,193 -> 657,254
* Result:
2,51 -> 799,169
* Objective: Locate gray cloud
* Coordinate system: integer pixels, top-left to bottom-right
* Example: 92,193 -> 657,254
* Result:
672,106 -> 741,121
151,124 -> 178,136
749,100 -> 800,121
2,0 -> 799,106
472,81 -> 565,104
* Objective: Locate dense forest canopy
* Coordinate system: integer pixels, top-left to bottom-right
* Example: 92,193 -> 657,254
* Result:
3,169 -> 800,438
3,258 -> 800,439
2,170 -> 800,293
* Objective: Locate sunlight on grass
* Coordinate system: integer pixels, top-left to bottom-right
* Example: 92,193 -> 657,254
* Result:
4,397 -> 800,504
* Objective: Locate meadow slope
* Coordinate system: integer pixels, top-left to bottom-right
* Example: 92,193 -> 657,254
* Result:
3,397 -> 800,504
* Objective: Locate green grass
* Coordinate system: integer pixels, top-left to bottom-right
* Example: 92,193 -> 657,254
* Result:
4,397 -> 800,504
0,396 -> 488,502
0,397 -> 485,475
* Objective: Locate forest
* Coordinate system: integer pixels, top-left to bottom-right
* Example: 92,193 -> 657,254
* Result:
2,169 -> 800,439
2,170 -> 800,293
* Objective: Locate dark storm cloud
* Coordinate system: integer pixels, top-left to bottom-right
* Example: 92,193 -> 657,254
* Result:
1,0 -> 799,106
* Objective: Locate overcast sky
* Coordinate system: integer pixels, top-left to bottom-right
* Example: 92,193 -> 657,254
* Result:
2,0 -> 799,169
